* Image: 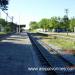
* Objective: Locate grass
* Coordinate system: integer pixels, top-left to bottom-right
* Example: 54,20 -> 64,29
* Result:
41,35 -> 75,50
50,32 -> 75,38
0,32 -> 6,35
29,29 -> 38,33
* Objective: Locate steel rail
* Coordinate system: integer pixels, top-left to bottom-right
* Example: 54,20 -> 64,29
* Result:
28,33 -> 75,75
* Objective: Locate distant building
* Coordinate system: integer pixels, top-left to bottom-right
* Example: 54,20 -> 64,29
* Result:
0,24 -> 4,32
52,28 -> 67,32
17,24 -> 26,32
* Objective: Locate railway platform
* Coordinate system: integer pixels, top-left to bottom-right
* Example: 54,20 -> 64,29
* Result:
0,33 -> 47,75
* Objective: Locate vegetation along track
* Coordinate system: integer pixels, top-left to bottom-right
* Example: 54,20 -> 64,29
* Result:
28,33 -> 75,75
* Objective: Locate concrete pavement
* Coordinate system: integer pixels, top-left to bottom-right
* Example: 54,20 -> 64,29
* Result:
0,33 -> 46,75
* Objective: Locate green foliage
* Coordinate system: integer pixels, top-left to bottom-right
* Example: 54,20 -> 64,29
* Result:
42,36 -> 75,49
62,15 -> 70,29
70,18 -> 75,32
0,18 -> 7,27
5,26 -> 11,33
0,0 -> 9,10
29,16 -> 75,32
0,32 -> 6,34
49,17 -> 59,29
7,22 -> 17,32
29,21 -> 39,30
39,18 -> 49,31
0,18 -> 17,33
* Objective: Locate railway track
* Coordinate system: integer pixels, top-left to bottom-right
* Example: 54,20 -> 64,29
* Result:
37,32 -> 75,42
28,33 -> 75,75
28,33 -> 56,75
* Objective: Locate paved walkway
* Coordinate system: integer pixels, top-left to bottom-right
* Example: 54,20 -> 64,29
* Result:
0,33 -> 46,75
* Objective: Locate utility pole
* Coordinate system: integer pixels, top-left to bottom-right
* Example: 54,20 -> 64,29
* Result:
6,12 -> 8,32
11,16 -> 13,23
6,13 -> 8,21
6,12 -> 8,22
11,16 -> 14,32
19,16 -> 20,33
65,9 -> 68,17
0,11 -> 1,32
0,11 -> 1,18
65,9 -> 69,35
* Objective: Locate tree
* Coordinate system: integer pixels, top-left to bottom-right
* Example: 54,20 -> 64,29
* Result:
0,18 -> 7,27
57,17 -> 67,29
0,18 -> 17,33
70,17 -> 75,32
0,0 -> 9,10
39,18 -> 49,32
63,15 -> 70,35
29,21 -> 39,30
6,22 -> 17,32
49,17 -> 59,32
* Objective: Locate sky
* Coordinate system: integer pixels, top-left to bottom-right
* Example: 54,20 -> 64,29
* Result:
0,0 -> 75,29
